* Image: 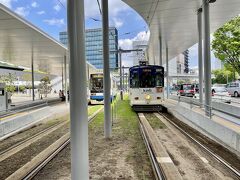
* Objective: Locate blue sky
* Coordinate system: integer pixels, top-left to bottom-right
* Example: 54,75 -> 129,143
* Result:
0,0 -> 219,69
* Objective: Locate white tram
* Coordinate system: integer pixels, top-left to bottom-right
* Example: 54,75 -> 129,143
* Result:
129,63 -> 165,111
89,73 -> 117,104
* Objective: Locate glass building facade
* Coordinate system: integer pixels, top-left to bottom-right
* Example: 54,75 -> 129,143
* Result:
59,27 -> 118,69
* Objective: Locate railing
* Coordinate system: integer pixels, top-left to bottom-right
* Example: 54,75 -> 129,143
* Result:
170,94 -> 240,119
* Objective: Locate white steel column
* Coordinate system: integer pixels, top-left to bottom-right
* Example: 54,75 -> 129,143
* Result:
203,0 -> 212,116
102,0 -> 112,138
198,8 -> 203,107
67,0 -> 89,179
159,36 -> 162,66
31,48 -> 35,101
166,47 -> 169,99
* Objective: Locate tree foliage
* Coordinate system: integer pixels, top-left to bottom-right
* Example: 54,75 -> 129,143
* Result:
38,76 -> 52,98
0,73 -> 17,93
212,68 -> 235,84
212,16 -> 240,75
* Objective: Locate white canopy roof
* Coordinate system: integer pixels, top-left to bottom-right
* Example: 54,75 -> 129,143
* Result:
123,0 -> 240,64
0,4 -> 68,75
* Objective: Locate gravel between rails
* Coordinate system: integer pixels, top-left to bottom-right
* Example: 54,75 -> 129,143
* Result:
0,123 -> 70,179
162,112 -> 240,171
147,112 -> 239,179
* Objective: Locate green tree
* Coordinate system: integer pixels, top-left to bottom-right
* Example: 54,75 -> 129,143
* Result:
212,16 -> 240,75
212,68 -> 235,84
38,76 -> 52,98
22,73 -> 32,89
0,73 -> 17,100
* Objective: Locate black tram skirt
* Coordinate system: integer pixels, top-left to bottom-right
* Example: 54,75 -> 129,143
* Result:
132,105 -> 167,112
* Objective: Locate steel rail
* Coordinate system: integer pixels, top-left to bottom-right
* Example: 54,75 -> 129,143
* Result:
138,114 -> 165,180
21,107 -> 103,180
157,112 -> 240,178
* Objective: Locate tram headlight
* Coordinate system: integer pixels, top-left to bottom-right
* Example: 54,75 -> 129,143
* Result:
145,94 -> 151,100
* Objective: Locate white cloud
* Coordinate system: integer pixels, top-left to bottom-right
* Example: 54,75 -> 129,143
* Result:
43,18 -> 64,26
31,2 -> 38,8
37,10 -> 45,15
53,4 -> 61,12
112,18 -> 123,28
119,31 -> 150,50
0,0 -> 14,8
15,7 -> 29,17
119,31 -> 150,66
85,0 -> 129,19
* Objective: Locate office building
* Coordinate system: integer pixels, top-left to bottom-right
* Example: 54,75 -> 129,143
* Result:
59,27 -> 118,69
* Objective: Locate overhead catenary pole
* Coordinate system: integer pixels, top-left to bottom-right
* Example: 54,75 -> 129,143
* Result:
102,0 -> 112,138
203,0 -> 212,116
119,49 -> 123,100
31,47 -> 35,101
166,46 -> 169,99
159,36 -> 163,66
67,0 -> 89,179
198,8 -> 204,107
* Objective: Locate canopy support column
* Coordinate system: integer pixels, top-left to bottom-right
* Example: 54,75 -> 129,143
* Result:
31,48 -> 35,101
166,47 -> 169,99
67,0 -> 89,179
198,8 -> 203,107
102,0 -> 112,138
203,0 -> 212,116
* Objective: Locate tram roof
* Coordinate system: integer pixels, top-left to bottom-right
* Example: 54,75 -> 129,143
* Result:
122,0 -> 240,64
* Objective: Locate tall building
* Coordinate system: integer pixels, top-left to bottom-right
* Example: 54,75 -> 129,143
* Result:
59,27 -> 118,69
182,50 -> 189,73
132,40 -> 148,65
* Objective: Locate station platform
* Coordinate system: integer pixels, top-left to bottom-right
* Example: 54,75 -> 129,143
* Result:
163,98 -> 240,154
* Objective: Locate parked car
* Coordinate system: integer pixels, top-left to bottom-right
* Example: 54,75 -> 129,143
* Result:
227,81 -> 240,97
177,84 -> 195,97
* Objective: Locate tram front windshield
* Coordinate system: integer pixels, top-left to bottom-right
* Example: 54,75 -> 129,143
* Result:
90,75 -> 103,93
130,66 -> 164,88
139,69 -> 155,88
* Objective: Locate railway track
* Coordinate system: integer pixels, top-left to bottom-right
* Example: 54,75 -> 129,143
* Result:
138,120 -> 165,180
156,112 -> 240,179
0,120 -> 68,162
5,107 -> 103,180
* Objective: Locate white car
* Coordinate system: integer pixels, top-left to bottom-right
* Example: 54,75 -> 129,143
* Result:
227,81 -> 240,97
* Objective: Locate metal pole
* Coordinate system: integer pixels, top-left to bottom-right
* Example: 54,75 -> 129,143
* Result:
166,47 -> 169,99
119,50 -> 123,100
62,60 -> 64,91
198,8 -> 203,107
64,55 -> 67,103
102,0 -> 112,138
31,48 -> 35,101
203,0 -> 212,116
67,0 -> 89,179
159,36 -> 162,66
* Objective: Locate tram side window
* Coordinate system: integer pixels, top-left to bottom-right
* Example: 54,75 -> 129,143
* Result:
130,71 -> 139,88
155,72 -> 164,87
